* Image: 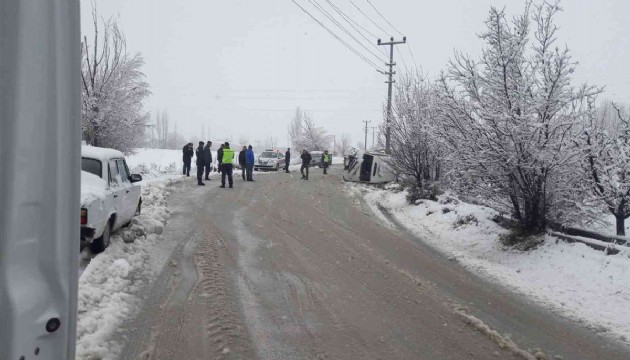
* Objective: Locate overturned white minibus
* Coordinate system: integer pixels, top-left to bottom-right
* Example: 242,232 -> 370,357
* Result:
342,147 -> 396,184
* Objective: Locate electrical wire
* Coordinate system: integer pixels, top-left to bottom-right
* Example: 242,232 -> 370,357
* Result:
323,0 -> 388,57
407,43 -> 419,72
365,0 -> 405,37
291,0 -> 385,71
347,0 -> 391,37
306,0 -> 386,64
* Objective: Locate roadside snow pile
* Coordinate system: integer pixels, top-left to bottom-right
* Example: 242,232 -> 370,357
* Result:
348,183 -> 630,345
76,180 -> 175,360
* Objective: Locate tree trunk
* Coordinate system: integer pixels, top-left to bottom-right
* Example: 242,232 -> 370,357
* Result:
615,212 -> 625,236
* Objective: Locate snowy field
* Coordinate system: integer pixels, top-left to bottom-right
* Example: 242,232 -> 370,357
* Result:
76,178 -> 178,359
347,183 -> 630,346
126,148 -> 186,182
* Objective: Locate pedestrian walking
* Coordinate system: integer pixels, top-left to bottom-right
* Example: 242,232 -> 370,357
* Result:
182,142 -> 193,176
300,149 -> 311,180
220,142 -> 234,188
203,141 -> 213,180
195,141 -> 205,186
239,146 -> 247,181
322,150 -> 330,175
246,145 -> 255,181
217,143 -> 224,175
285,148 -> 291,173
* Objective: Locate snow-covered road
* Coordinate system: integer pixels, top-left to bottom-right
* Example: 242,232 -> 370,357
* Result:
82,167 -> 630,360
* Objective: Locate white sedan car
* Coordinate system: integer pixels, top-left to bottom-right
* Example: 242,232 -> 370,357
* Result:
80,146 -> 142,252
254,149 -> 286,171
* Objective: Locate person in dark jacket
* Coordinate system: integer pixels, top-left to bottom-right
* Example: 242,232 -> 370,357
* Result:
195,141 -> 205,186
203,141 -> 213,180
220,142 -> 234,188
321,150 -> 330,175
238,146 -> 247,180
245,145 -> 255,181
300,150 -> 311,180
217,144 -> 224,174
182,143 -> 194,176
285,148 -> 291,173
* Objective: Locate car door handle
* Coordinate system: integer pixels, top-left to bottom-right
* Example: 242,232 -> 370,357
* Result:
113,194 -> 118,198
126,190 -> 130,193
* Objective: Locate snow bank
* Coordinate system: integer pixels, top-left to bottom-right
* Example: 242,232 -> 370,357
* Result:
349,183 -> 630,345
76,180 -> 175,360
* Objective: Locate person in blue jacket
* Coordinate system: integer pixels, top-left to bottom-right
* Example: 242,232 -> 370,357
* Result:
245,145 -> 255,181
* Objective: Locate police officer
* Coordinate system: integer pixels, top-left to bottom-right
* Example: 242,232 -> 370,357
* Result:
195,141 -> 205,186
220,142 -> 234,188
321,150 -> 330,175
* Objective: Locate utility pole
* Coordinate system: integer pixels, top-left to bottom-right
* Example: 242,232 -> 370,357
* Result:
363,120 -> 370,151
371,126 -> 378,149
378,36 -> 406,154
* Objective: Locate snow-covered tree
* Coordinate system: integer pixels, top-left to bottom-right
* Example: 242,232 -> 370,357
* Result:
435,1 -> 599,233
385,73 -> 442,188
288,108 -> 331,151
81,7 -> 150,154
336,133 -> 352,155
582,101 -> 630,235
154,110 -> 169,149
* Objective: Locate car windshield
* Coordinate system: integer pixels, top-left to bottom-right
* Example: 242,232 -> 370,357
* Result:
81,157 -> 102,178
260,152 -> 277,158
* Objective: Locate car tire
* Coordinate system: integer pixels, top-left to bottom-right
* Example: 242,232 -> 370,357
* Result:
91,218 -> 112,254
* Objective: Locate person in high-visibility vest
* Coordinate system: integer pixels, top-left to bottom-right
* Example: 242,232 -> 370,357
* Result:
321,150 -> 330,175
220,142 -> 235,188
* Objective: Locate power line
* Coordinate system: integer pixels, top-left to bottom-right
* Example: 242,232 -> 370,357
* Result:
348,0 -> 392,37
407,43 -> 419,72
292,0 -> 385,71
322,0 -> 388,57
306,0 -> 386,64
365,0 -> 405,37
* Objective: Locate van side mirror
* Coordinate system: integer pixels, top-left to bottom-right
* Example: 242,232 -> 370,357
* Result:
129,174 -> 142,183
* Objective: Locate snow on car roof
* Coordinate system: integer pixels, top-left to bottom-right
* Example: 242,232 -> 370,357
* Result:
81,145 -> 125,162
80,170 -> 109,205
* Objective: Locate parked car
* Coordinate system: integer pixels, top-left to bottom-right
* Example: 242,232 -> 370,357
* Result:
309,151 -> 331,167
80,146 -> 142,252
254,149 -> 286,171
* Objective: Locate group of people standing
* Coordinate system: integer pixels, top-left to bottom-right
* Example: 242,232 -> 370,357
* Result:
182,141 -> 237,188
182,142 -> 331,187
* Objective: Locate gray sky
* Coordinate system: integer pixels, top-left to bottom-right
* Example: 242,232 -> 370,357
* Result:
80,0 -> 630,147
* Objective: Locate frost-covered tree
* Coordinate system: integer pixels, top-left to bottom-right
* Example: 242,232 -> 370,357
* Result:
336,133 -> 352,155
435,1 -> 599,233
288,107 -> 331,150
582,101 -> 630,235
385,73 -> 442,188
81,7 -> 150,154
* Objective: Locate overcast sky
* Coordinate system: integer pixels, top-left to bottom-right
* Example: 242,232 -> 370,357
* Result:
80,0 -> 630,148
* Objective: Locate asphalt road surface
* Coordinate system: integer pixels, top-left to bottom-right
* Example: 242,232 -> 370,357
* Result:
119,167 -> 630,360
